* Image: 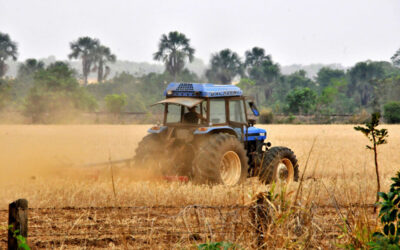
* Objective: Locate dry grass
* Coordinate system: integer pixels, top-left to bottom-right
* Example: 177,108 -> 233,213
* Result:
0,124 -> 399,248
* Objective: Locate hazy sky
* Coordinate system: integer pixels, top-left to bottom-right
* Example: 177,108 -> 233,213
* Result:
1,0 -> 399,66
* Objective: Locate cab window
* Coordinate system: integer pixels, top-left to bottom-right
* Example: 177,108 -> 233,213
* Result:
229,100 -> 246,123
166,104 -> 181,123
209,99 -> 226,124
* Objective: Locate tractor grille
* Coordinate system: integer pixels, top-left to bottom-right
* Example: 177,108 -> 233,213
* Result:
176,83 -> 194,91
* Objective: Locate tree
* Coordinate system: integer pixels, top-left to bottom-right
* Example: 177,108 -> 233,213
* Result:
153,31 -> 195,81
17,59 -> 45,78
25,62 -> 97,123
285,70 -> 315,89
94,45 -> 116,83
206,49 -> 243,84
316,67 -> 345,91
348,61 -> 386,107
0,32 -> 18,78
285,87 -> 317,114
244,47 -> 271,68
384,101 -> 400,123
354,113 -> 388,212
391,48 -> 400,67
105,93 -> 127,115
68,37 -> 99,86
0,78 -> 10,110
245,47 -> 280,101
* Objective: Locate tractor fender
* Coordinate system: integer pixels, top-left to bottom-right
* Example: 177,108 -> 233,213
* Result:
193,126 -> 238,137
148,126 -> 168,134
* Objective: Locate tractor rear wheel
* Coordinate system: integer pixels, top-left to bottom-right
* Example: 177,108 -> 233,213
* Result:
133,134 -> 164,172
258,146 -> 299,184
192,133 -> 248,185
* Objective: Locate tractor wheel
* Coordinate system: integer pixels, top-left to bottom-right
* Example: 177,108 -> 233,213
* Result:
133,134 -> 163,171
258,146 -> 299,184
192,133 -> 248,185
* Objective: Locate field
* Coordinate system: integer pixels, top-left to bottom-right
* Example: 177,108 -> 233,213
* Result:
0,124 -> 399,249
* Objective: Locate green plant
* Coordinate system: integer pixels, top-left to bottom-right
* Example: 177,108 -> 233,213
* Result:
104,93 -> 127,115
368,171 -> 400,249
8,225 -> 30,250
354,112 -> 388,211
198,241 -> 237,250
384,101 -> 400,124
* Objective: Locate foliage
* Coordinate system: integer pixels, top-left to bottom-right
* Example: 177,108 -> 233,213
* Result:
93,45 -> 116,83
354,112 -> 388,209
285,87 -> 317,114
198,241 -> 237,250
24,62 -> 97,123
384,101 -> 400,124
316,67 -> 345,90
392,48 -> 400,67
8,225 -> 30,250
153,31 -> 195,81
368,171 -> 400,249
206,49 -> 243,84
0,32 -> 18,77
68,36 -> 99,85
0,78 -> 11,110
259,108 -> 274,124
105,93 -> 127,114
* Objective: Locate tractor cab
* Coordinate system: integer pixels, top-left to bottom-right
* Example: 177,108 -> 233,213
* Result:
150,82 -> 266,143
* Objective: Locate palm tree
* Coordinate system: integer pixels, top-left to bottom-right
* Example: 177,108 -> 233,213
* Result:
206,49 -> 243,84
68,37 -> 99,86
0,32 -> 18,78
17,58 -> 45,78
244,47 -> 271,68
153,31 -> 195,81
93,45 -> 116,83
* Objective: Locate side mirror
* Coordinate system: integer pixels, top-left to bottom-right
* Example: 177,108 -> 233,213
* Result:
248,101 -> 259,116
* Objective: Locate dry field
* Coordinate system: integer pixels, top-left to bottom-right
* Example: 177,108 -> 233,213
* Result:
0,124 -> 399,249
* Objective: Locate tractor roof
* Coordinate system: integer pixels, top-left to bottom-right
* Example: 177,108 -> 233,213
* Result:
164,82 -> 243,98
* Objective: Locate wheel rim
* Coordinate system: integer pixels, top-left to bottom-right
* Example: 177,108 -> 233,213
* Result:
220,151 -> 242,185
276,158 -> 294,183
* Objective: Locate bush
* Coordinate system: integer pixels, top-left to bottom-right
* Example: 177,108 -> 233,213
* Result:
384,101 -> 400,124
258,108 -> 274,124
105,94 -> 127,115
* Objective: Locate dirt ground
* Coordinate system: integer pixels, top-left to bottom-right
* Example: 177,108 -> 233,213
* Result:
0,124 -> 399,248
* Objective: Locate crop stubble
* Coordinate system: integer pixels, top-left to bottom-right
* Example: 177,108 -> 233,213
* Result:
0,124 -> 399,248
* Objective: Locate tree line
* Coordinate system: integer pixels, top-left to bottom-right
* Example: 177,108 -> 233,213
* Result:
1,30 -> 400,123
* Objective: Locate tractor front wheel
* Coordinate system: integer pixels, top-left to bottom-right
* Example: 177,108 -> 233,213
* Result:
258,146 -> 299,184
192,133 -> 248,185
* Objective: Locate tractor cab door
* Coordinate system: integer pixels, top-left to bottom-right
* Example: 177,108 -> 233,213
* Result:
227,98 -> 247,141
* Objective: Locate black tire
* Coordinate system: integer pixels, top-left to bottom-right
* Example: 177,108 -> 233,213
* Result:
133,134 -> 163,170
258,146 -> 299,184
192,133 -> 248,185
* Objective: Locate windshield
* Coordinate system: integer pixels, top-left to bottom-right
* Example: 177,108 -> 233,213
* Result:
165,102 -> 207,125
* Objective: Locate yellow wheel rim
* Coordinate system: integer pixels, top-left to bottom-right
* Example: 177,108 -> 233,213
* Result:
220,151 -> 241,185
276,158 -> 294,183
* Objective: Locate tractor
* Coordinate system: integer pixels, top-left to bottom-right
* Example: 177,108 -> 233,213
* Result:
134,82 -> 299,185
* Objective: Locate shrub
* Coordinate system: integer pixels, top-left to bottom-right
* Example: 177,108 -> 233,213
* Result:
349,109 -> 370,124
259,108 -> 274,124
384,101 -> 400,124
105,93 -> 127,115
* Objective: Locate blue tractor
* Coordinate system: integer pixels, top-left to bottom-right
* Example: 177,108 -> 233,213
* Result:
134,82 -> 299,185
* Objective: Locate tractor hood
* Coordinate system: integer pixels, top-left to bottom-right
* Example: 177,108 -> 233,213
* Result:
151,97 -> 203,108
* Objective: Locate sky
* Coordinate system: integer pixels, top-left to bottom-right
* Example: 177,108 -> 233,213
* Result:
1,0 -> 399,66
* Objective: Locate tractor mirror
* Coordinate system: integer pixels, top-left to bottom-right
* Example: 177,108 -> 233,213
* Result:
248,101 -> 259,116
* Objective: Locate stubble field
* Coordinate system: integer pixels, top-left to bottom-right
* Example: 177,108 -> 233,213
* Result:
0,124 -> 399,249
